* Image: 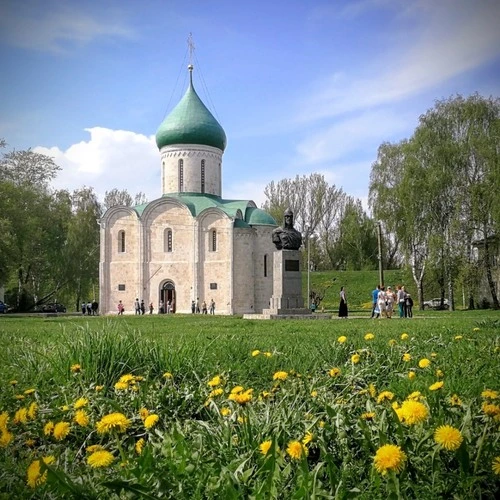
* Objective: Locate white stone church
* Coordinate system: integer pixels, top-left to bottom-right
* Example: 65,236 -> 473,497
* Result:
99,65 -> 277,315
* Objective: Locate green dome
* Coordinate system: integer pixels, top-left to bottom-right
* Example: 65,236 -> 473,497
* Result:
155,70 -> 227,151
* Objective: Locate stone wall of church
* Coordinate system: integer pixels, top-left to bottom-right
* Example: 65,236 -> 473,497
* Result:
252,226 -> 276,312
100,208 -> 141,314
196,210 -> 232,314
160,144 -> 222,196
232,228 -> 256,313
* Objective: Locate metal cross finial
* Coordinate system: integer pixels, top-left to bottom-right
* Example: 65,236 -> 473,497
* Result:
187,33 -> 195,65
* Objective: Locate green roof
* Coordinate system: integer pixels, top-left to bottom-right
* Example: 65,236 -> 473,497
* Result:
134,193 -> 276,227
155,72 -> 227,151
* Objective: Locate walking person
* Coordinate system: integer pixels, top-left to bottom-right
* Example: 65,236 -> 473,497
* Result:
370,285 -> 380,318
386,287 -> 394,319
376,287 -> 386,319
140,300 -> 146,315
191,300 -> 196,313
159,300 -> 164,314
397,285 -> 406,318
209,299 -> 215,315
405,293 -> 414,318
202,301 -> 208,314
149,302 -> 154,314
338,286 -> 348,318
196,298 -> 200,314
117,300 -> 124,315
134,298 -> 141,315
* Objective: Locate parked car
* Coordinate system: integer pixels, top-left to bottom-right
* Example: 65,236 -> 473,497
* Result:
0,301 -> 8,314
423,298 -> 449,310
41,303 -> 67,313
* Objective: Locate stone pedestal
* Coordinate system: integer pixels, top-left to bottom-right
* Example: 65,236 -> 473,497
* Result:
262,250 -> 310,316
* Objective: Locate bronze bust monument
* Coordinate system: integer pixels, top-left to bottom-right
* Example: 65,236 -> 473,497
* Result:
272,208 -> 302,250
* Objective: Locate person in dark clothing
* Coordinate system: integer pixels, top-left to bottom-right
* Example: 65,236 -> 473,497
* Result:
338,286 -> 348,318
191,300 -> 196,313
91,300 -> 98,315
140,300 -> 146,315
405,294 -> 414,318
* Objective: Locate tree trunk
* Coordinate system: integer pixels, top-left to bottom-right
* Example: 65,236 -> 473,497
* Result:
483,238 -> 500,309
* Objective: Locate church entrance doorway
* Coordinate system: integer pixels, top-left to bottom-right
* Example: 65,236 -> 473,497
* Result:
160,280 -> 176,313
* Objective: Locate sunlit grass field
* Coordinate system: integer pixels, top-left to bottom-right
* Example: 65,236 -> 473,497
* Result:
0,312 -> 499,498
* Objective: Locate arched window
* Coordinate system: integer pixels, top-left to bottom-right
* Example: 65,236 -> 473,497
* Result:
178,159 -> 184,192
118,230 -> 126,253
164,228 -> 173,252
211,229 -> 217,252
201,159 -> 205,193
264,254 -> 268,277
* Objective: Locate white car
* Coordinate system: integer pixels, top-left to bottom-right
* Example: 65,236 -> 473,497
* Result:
423,298 -> 449,310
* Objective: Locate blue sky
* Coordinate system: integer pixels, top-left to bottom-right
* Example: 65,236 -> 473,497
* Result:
1,0 -> 499,208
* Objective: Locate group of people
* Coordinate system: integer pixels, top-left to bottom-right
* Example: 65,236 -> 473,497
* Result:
371,284 -> 413,319
191,298 -> 216,314
81,300 -> 98,315
158,299 -> 174,314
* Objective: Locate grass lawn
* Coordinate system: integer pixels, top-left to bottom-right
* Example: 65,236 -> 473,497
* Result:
0,312 -> 499,498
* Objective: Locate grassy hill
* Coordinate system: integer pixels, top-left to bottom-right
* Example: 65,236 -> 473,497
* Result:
304,269 -> 415,312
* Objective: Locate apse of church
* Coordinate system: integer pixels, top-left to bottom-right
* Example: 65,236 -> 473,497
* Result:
99,64 -> 277,315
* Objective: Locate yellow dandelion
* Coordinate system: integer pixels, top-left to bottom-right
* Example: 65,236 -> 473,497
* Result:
429,381 -> 444,391
118,374 -> 135,384
43,421 -> 54,436
337,335 -> 347,343
135,438 -> 145,455
364,333 -> 375,341
209,388 -> 224,397
251,350 -> 261,357
24,388 -> 36,395
13,408 -> 28,424
398,400 -> 429,425
95,385 -> 104,391
407,391 -> 423,401
401,333 -> 409,340
229,389 -> 253,405
60,405 -> 70,412
25,438 -> 36,447
162,372 -> 173,379
392,401 -> 400,410
377,391 -> 394,404
144,414 -> 159,429
87,450 -> 115,468
10,380 -> 18,385
0,430 -> 13,447
86,444 -> 105,453
74,410 -> 89,427
27,402 -> 38,420
302,431 -> 314,445
70,364 -> 81,373
96,412 -> 130,435
311,390 -> 318,397
263,351 -> 272,357
26,456 -> 55,489
418,358 -> 431,369
114,381 -> 129,391
351,354 -> 360,364
220,407 -> 231,417
318,420 -> 325,428
208,375 -> 222,387
53,421 -> 70,441
431,352 -> 437,358
434,425 -> 463,451
388,339 -> 397,346
449,394 -> 462,406
139,408 -> 149,421
492,456 -> 500,475
436,369 -> 444,378
482,402 -> 500,417
260,391 -> 271,399
237,416 -> 247,424
402,353 -> 411,362
74,397 -> 88,410
0,412 -> 8,430
328,367 -> 341,378
369,383 -> 377,398
230,385 -> 244,394
286,440 -> 307,460
454,335 -> 463,340
481,389 -> 499,400
473,327 -> 480,332
408,371 -> 416,380
273,371 -> 288,381
14,394 -> 25,400
259,440 -> 272,456
361,412 -> 375,421
373,444 -> 406,475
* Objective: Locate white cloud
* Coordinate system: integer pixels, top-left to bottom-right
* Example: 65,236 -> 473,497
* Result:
298,0 -> 500,122
0,2 -> 133,52
35,127 -> 160,202
296,109 -> 410,164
